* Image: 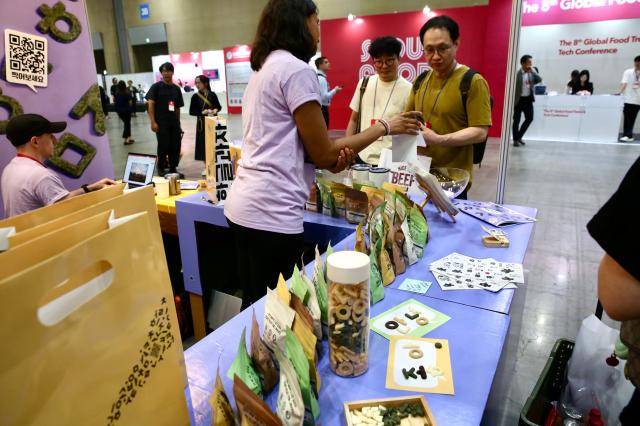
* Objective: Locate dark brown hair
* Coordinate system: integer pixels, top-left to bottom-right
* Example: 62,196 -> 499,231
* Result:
250,0 -> 318,71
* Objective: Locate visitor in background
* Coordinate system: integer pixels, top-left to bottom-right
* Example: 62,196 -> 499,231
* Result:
513,54 -> 542,147
572,69 -> 593,95
619,56 -> 640,143
189,74 -> 222,168
127,80 -> 139,117
315,56 -> 341,127
114,81 -> 134,145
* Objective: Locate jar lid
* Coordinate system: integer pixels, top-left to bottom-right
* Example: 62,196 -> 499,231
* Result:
351,164 -> 371,171
327,251 -> 370,284
369,167 -> 390,174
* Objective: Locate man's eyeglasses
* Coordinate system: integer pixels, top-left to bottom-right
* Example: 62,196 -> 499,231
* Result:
373,57 -> 398,68
423,45 -> 453,57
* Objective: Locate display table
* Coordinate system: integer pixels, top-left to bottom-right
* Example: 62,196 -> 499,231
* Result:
185,287 -> 510,426
524,94 -> 623,144
317,204 -> 537,315
175,192 -> 357,339
154,187 -> 200,235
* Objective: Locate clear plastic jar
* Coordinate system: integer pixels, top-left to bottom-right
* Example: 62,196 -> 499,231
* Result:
327,251 -> 370,377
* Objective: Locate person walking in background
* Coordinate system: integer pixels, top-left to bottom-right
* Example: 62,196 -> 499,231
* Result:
619,56 -> 640,143
566,69 -> 579,94
345,36 -> 413,165
189,74 -> 222,168
315,56 -> 342,127
572,69 -> 593,95
99,85 -> 110,118
145,62 -> 184,175
512,54 -> 542,147
127,80 -> 139,117
109,77 -> 118,103
114,81 -> 134,145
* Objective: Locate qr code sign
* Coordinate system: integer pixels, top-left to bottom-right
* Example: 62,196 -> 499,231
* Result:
4,29 -> 48,91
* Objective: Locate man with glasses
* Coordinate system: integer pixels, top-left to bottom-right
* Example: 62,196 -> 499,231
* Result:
346,36 -> 412,165
407,15 -> 492,199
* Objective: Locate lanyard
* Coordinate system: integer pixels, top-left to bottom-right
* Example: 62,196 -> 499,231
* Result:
372,77 -> 398,119
419,63 -> 457,127
17,153 -> 45,167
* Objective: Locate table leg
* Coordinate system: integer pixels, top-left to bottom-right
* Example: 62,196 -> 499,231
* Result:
189,292 -> 207,341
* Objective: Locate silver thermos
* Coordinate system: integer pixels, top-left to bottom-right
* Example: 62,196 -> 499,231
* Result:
165,173 -> 181,195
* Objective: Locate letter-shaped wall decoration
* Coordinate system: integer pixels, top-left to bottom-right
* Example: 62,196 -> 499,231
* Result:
70,83 -> 106,135
47,132 -> 97,178
0,86 -> 24,134
36,2 -> 82,43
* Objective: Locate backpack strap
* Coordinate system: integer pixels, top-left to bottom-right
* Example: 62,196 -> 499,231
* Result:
355,76 -> 370,134
459,68 -> 478,125
412,70 -> 430,96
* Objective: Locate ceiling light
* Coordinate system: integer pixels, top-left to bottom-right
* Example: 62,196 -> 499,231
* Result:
145,37 -> 150,43
423,6 -> 431,15
347,13 -> 355,21
355,18 -> 364,24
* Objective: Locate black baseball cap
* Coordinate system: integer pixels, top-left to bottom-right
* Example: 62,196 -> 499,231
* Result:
6,114 -> 67,147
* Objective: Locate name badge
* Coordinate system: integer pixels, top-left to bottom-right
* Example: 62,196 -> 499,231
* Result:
168,101 -> 175,112
633,82 -> 639,89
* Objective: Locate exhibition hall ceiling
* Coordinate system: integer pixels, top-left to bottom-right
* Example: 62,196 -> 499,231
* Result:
316,0 -> 489,19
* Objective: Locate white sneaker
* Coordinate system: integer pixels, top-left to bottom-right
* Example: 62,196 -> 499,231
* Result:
619,136 -> 634,142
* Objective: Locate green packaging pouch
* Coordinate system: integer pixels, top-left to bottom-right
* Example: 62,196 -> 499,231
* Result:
275,349 -> 305,426
227,327 -> 262,397
312,245 -> 329,328
408,205 -> 429,258
290,265 -> 309,304
370,238 -> 385,304
285,328 -> 320,424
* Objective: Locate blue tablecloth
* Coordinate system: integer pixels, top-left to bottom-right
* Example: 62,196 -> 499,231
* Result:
185,288 -> 510,426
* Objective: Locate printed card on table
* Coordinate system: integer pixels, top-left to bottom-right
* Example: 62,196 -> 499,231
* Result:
4,29 -> 48,92
397,278 -> 432,295
386,336 -> 454,395
370,299 -> 450,340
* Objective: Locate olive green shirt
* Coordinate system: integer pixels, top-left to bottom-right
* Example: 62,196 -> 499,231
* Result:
406,65 -> 492,181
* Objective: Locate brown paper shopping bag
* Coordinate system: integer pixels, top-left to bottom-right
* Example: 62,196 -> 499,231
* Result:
0,183 -> 125,232
0,212 -> 189,426
2,186 -> 160,251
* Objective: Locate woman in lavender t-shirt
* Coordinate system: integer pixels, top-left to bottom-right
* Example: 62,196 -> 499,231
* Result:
224,0 -> 422,308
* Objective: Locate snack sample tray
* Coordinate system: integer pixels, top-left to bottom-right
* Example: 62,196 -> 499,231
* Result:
344,395 -> 437,426
370,299 -> 450,339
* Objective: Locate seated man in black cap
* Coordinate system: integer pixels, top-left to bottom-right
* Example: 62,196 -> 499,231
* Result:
1,114 -> 115,217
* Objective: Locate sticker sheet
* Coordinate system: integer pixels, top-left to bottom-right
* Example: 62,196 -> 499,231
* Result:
386,336 -> 454,395
397,278 -> 432,295
430,253 -> 524,292
370,299 -> 450,340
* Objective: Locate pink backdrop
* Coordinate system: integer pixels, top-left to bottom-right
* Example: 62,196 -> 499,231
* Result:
0,0 -> 114,219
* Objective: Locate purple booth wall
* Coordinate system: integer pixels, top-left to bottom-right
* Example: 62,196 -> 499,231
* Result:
0,0 -> 114,219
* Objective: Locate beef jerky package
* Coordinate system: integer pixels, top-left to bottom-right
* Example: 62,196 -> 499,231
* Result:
354,221 -> 368,255
360,186 -> 385,207
251,310 -> 279,394
345,188 -> 368,224
401,215 -> 419,265
388,222 -> 406,275
276,273 -> 292,305
285,329 -> 320,425
227,327 -> 262,397
408,204 -> 429,258
210,367 -> 236,426
289,265 -> 309,305
291,313 -> 321,396
264,288 -> 295,352
369,238 -> 385,304
330,182 -> 348,218
383,190 -> 396,224
274,349 -> 304,426
317,179 -> 334,217
379,242 -> 396,286
299,270 -> 322,341
233,375 -> 282,426
311,245 -> 329,336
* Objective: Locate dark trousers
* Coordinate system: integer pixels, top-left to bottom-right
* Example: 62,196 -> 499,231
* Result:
513,95 -> 534,142
321,105 -> 330,127
620,388 -> 640,425
156,118 -> 181,173
623,103 -> 640,138
226,218 -> 304,310
117,111 -> 131,139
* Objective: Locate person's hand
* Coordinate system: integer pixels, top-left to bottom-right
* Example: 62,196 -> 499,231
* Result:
328,148 -> 356,173
420,124 -> 444,146
335,86 -> 343,93
89,178 -> 117,191
386,112 -> 422,135
151,121 -> 159,133
212,109 -> 219,115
